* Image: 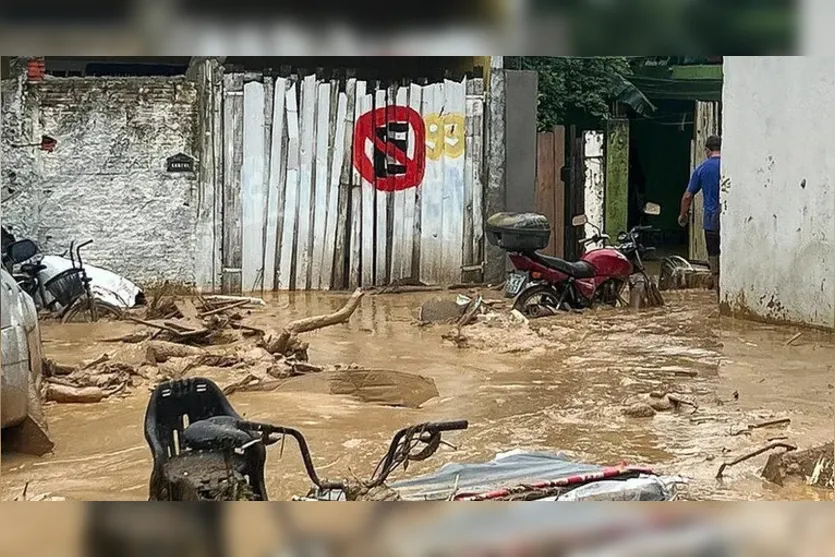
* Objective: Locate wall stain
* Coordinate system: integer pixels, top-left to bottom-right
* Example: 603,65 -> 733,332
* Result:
721,291 -> 835,332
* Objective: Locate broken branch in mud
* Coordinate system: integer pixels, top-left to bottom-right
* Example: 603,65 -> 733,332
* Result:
46,384 -> 105,404
204,295 -> 266,306
145,341 -> 205,363
730,417 -> 792,436
200,299 -> 250,317
230,322 -> 265,336
102,331 -> 151,344
126,316 -> 182,335
715,442 -> 797,479
261,288 -> 364,357
784,332 -> 803,346
445,296 -> 485,347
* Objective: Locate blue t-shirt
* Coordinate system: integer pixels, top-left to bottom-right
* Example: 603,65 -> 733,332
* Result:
687,155 -> 721,231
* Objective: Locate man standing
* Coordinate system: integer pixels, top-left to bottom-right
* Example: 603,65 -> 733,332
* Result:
679,135 -> 721,290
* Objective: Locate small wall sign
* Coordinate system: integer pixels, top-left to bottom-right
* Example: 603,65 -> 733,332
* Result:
166,153 -> 196,173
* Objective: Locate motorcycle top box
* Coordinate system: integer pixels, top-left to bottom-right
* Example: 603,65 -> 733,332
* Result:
486,213 -> 551,253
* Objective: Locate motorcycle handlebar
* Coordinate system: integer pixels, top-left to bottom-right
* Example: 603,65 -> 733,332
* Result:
421,420 -> 469,432
580,234 -> 609,245
236,418 -> 468,492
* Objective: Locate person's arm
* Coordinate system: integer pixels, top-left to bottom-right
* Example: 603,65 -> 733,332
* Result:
679,167 -> 701,226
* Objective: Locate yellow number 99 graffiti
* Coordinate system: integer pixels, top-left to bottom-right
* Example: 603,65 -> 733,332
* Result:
425,113 -> 465,161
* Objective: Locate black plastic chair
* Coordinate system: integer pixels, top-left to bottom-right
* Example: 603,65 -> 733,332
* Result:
144,377 -> 268,501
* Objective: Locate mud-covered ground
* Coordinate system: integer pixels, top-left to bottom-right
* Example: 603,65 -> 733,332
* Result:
2,290 -> 833,501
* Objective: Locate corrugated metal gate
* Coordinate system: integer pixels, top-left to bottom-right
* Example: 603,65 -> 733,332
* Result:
221,73 -> 486,292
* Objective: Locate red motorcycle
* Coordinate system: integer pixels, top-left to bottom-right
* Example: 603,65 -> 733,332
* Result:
486,203 -> 663,317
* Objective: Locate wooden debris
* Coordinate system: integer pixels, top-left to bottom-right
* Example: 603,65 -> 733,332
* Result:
200,299 -> 249,317
204,295 -> 266,306
46,384 -> 105,404
102,331 -> 152,344
762,441 -> 833,488
446,296 -> 484,347
174,298 -> 202,322
261,289 -> 364,358
82,353 -> 110,370
145,341 -> 205,363
715,442 -> 797,479
457,296 -> 483,327
43,358 -> 76,377
784,332 -> 803,346
731,417 -> 791,437
126,316 -> 181,335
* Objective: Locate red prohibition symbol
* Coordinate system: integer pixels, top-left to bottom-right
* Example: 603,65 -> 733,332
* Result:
353,106 -> 426,192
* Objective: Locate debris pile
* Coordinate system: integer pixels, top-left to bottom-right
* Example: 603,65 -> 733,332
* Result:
762,441 -> 834,489
41,289 -> 367,403
43,355 -> 140,403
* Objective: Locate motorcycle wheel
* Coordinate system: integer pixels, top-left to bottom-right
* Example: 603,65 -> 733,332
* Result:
512,285 -> 564,318
61,298 -> 124,323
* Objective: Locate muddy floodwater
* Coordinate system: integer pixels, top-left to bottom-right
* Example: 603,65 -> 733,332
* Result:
2,290 -> 833,501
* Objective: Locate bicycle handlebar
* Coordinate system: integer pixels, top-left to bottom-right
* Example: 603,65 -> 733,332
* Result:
75,240 -> 93,267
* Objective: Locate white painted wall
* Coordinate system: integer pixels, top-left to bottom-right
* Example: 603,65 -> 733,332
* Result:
722,57 -> 835,329
2,77 -> 203,285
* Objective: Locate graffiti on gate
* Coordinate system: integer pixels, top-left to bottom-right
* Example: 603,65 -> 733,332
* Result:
424,112 -> 465,160
353,106 -> 426,192
353,107 -> 466,191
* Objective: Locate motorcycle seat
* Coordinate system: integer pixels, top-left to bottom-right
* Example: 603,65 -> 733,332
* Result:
534,253 -> 597,279
182,416 -> 256,452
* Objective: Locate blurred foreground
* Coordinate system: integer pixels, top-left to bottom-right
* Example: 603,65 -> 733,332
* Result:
1,504 -> 834,557
0,0 -> 799,54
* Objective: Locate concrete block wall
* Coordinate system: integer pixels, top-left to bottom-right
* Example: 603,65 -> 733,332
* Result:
721,57 -> 835,329
1,77 -> 201,285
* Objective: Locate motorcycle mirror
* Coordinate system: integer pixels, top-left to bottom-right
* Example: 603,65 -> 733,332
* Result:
7,239 -> 38,263
571,214 -> 588,227
643,202 -> 661,216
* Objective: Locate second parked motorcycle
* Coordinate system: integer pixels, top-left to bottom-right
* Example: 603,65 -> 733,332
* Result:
487,203 -> 664,317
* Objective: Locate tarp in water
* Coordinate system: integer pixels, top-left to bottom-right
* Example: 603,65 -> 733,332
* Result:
391,450 -> 677,501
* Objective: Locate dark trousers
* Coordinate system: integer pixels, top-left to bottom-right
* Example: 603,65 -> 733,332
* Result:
704,229 -> 720,295
704,229 -> 720,257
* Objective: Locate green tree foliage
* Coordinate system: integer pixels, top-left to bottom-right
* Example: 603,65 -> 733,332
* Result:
513,57 -> 632,131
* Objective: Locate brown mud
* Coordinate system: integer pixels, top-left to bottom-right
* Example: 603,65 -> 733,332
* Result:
2,290 -> 833,501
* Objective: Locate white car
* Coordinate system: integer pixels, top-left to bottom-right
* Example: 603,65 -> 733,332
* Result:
1,267 -> 53,455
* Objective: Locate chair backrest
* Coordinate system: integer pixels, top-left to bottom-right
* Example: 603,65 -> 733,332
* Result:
145,377 -> 241,463
144,377 -> 269,500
